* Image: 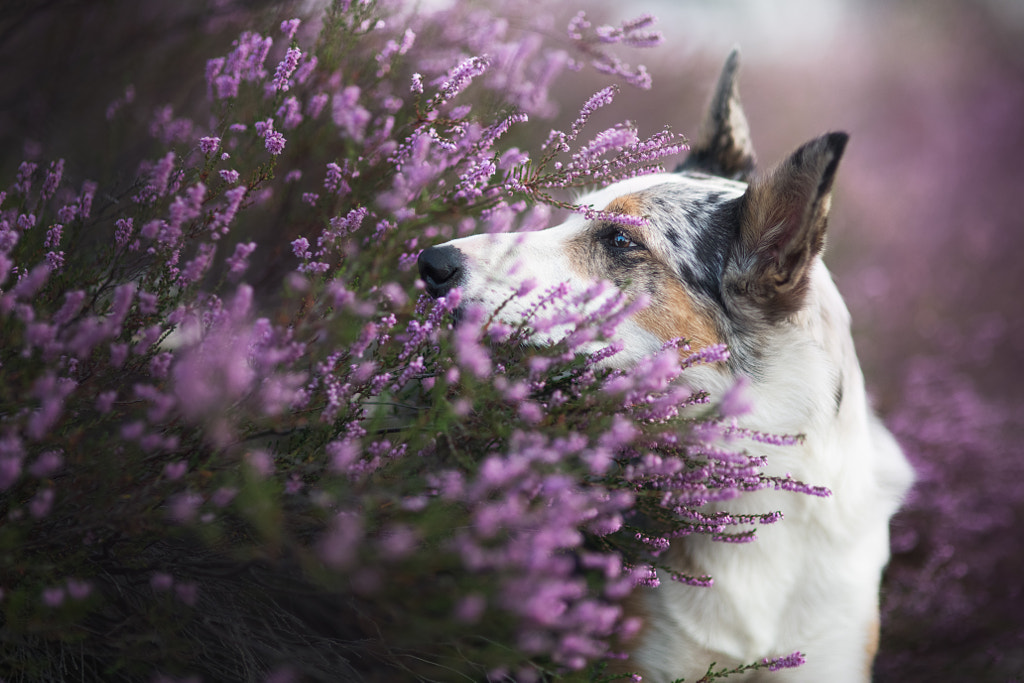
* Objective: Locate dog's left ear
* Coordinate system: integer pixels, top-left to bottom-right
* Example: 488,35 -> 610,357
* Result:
677,48 -> 757,181
726,132 -> 848,321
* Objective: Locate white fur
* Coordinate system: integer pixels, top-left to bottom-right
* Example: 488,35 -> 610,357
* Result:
432,175 -> 914,681
633,261 -> 913,682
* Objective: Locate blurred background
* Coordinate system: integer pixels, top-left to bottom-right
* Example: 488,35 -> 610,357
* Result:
2,0 -> 1022,679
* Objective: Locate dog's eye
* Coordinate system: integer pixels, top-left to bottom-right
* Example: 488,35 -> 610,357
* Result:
610,231 -> 641,250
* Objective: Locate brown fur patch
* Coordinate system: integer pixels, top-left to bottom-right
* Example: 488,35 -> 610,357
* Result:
864,611 -> 880,677
603,193 -> 646,218
634,277 -> 722,351
564,212 -> 722,354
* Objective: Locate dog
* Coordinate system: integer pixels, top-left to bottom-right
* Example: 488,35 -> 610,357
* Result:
417,49 -> 914,682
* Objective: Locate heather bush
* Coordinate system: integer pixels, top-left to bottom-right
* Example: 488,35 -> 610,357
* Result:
0,2 -> 817,681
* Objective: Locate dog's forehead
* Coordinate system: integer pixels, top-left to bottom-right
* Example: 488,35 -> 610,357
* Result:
580,172 -> 747,217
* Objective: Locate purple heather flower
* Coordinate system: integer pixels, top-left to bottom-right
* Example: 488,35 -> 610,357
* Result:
277,96 -> 303,129
670,572 -> 714,587
280,18 -> 301,41
765,652 -> 806,671
567,12 -> 659,89
0,255 -> 12,287
95,390 -> 116,414
27,372 -> 76,441
42,586 -> 65,607
12,264 -> 49,299
66,578 -> 92,601
284,475 -> 304,494
56,203 -> 78,223
147,152 -> 176,198
0,225 -> 18,254
245,450 -> 273,477
454,316 -> 491,378
254,118 -> 273,138
291,237 -> 311,260
199,136 -> 220,154
108,342 -> 128,368
41,159 -> 64,200
29,450 -> 63,478
331,86 -> 371,141
211,185 -> 247,235
140,219 -> 161,240
150,106 -> 194,145
226,241 -> 257,280
307,92 -> 329,119
518,400 -> 543,424
218,169 -> 240,184
0,455 -> 21,490
105,83 -> 135,119
434,55 -> 490,107
138,291 -> 158,315
205,56 -> 225,99
379,524 -> 418,560
45,250 -> 65,271
319,511 -> 363,568
169,491 -> 203,523
680,342 -> 730,368
211,486 -> 237,507
114,217 -> 134,246
455,593 -> 487,623
15,161 -> 37,194
52,290 -> 85,327
149,352 -> 172,379
568,86 -> 616,143
327,439 -> 360,474
120,421 -> 145,441
265,129 -> 286,155
324,161 -> 349,194
375,28 -> 416,77
272,47 -> 302,92
16,212 -> 36,230
719,376 -> 753,417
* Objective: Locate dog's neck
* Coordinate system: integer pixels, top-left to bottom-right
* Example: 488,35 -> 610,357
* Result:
680,259 -> 872,494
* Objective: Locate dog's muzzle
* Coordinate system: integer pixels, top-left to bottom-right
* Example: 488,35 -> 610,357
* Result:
417,245 -> 465,299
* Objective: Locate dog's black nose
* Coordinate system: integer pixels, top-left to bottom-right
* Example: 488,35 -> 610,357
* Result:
417,245 -> 465,298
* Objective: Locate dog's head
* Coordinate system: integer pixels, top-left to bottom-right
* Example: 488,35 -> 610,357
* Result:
417,50 -> 848,374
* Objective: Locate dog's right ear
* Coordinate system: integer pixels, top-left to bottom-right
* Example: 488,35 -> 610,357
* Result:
726,132 -> 848,322
677,48 -> 757,181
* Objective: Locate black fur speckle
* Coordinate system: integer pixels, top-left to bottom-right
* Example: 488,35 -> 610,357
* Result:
666,228 -> 683,249
682,197 -> 742,307
817,133 -> 848,198
792,145 -> 805,168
